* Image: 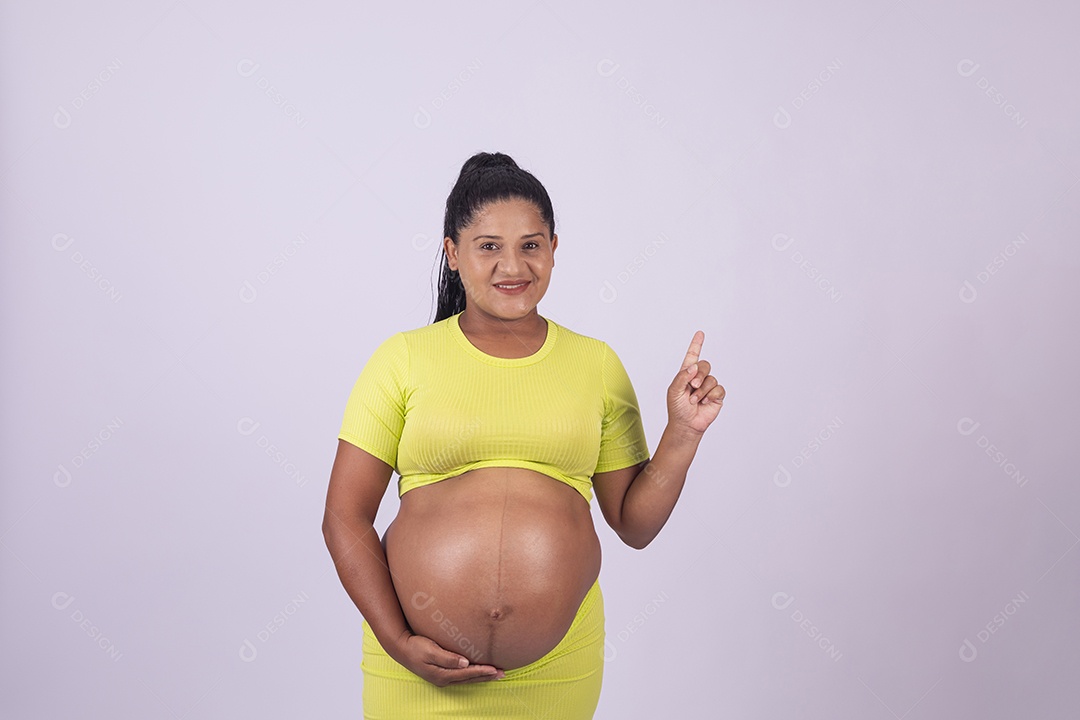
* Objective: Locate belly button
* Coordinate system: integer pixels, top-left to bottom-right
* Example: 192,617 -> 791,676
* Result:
489,606 -> 509,621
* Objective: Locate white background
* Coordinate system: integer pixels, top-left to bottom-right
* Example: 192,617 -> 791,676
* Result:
2,1 -> 1078,717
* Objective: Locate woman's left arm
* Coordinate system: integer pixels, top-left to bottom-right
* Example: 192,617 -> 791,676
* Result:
614,330 -> 724,550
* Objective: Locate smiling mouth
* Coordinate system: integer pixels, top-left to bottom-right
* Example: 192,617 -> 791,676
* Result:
493,281 -> 530,294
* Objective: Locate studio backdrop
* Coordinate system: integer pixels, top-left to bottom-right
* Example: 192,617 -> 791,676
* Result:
2,1 -> 1077,718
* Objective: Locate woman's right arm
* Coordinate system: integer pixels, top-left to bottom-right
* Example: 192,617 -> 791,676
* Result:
322,439 -> 504,685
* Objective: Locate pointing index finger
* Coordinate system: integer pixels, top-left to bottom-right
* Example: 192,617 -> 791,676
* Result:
682,330 -> 704,369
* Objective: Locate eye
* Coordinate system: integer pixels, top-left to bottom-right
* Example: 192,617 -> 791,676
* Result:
524,242 -> 539,249
480,242 -> 497,250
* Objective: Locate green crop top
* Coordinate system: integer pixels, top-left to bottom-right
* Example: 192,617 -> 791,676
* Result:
337,311 -> 651,504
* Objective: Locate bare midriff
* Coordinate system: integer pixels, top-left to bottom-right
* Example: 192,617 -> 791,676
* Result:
383,466 -> 602,671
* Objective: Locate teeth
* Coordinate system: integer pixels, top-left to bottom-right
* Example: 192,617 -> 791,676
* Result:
496,283 -> 526,289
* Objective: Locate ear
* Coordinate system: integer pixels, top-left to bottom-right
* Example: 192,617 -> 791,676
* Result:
443,236 -> 458,270
551,233 -> 558,264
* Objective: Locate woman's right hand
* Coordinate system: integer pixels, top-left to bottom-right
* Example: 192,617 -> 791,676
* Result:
392,630 -> 506,686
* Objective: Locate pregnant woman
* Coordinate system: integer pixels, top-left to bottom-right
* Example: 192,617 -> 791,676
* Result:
322,152 -> 725,719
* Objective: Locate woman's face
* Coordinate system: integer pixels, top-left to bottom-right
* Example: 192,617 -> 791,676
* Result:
444,197 -> 558,321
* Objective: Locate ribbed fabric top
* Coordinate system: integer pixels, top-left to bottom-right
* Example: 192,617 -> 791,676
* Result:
337,311 -> 651,504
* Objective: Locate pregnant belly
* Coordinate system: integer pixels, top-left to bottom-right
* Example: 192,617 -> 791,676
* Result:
384,466 -> 602,671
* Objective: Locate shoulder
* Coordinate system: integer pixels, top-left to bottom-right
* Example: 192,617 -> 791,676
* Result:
402,315 -> 452,339
360,319 -> 437,364
552,320 -> 640,382
547,318 -> 619,368
393,316 -> 454,356
373,316 -> 454,349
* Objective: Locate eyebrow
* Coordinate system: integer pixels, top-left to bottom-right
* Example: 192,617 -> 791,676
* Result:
471,232 -> 546,242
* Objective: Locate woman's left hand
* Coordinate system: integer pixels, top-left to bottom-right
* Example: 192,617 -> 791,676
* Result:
667,330 -> 725,435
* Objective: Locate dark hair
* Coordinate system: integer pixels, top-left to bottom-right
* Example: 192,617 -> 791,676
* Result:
432,151 -> 555,323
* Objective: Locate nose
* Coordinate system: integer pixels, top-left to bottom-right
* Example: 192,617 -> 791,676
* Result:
497,248 -> 526,275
